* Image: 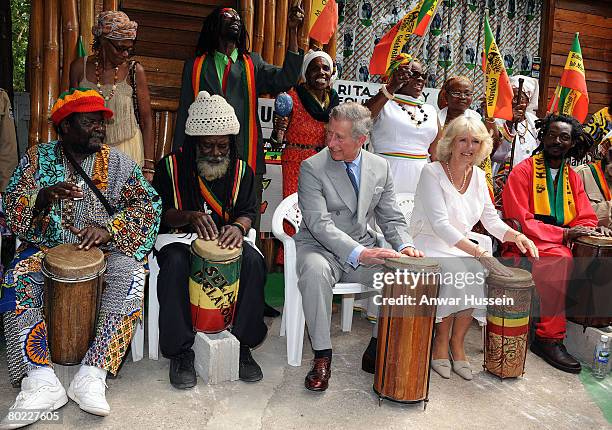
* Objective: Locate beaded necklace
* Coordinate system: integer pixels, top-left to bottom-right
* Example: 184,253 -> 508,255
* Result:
95,56 -> 119,101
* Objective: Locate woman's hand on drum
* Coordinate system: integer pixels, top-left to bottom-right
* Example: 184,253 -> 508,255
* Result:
68,225 -> 111,250
358,247 -> 403,266
512,233 -> 539,259
187,211 -> 219,240
400,246 -> 425,258
218,225 -> 243,249
479,254 -> 514,277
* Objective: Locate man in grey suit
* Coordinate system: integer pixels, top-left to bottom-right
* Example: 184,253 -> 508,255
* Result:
294,102 -> 423,392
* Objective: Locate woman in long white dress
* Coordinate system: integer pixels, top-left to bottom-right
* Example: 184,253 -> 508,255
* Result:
365,54 -> 440,194
410,116 -> 538,380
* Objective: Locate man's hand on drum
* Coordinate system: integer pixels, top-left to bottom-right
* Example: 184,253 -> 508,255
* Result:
36,182 -> 83,209
68,226 -> 111,250
400,246 -> 425,258
217,224 -> 243,249
595,226 -> 612,237
566,225 -> 597,242
359,248 -> 402,266
187,211 -> 219,240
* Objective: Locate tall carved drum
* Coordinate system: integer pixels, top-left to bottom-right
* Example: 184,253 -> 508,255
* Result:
41,244 -> 106,365
568,236 -> 612,328
189,239 -> 242,333
484,267 -> 534,379
374,257 -> 440,406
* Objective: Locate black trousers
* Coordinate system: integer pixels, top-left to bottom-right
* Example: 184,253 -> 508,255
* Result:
157,241 -> 268,358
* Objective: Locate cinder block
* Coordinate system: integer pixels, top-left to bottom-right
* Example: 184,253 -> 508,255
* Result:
565,321 -> 612,368
193,331 -> 239,384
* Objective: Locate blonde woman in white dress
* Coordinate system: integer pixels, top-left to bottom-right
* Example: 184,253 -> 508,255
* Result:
410,116 -> 538,380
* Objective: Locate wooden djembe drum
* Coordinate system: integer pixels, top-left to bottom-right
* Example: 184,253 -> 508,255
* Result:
484,267 -> 534,379
374,256 -> 440,407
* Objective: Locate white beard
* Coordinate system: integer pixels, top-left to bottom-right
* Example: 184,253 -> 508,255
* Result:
197,157 -> 230,181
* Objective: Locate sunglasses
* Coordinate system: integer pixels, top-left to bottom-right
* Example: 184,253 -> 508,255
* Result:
406,69 -> 428,81
107,39 -> 135,56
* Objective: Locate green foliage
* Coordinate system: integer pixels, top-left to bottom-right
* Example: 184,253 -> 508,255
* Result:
12,0 -> 30,92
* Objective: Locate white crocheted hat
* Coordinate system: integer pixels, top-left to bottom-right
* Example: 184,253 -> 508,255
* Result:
185,91 -> 240,136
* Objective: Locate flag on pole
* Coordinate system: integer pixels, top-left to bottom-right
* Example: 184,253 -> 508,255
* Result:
548,33 -> 589,122
482,15 -> 514,121
369,0 -> 440,75
309,0 -> 339,44
77,35 -> 87,58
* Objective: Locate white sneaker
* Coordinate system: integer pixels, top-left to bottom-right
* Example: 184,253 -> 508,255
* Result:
67,373 -> 110,417
0,376 -> 68,429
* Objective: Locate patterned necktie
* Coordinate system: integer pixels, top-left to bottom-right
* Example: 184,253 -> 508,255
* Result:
345,162 -> 359,196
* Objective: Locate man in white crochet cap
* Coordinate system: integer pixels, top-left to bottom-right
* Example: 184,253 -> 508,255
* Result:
153,91 -> 268,387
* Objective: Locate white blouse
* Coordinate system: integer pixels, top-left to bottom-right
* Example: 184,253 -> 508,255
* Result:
370,101 -> 438,156
410,162 -> 510,253
491,111 -> 539,170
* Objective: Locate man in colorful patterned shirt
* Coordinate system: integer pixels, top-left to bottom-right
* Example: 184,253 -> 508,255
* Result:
0,88 -> 161,427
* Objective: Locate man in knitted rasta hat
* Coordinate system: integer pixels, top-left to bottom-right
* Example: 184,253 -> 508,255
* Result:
153,91 -> 267,388
1,88 -> 161,427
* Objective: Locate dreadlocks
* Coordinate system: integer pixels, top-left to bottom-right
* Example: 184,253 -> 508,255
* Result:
195,8 -> 250,57
533,113 -> 594,160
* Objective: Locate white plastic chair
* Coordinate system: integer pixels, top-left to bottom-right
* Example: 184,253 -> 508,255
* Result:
272,193 -> 373,367
146,230 -> 258,360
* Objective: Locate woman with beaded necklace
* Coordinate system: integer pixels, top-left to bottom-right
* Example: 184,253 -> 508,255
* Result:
69,11 -> 155,181
365,53 -> 441,195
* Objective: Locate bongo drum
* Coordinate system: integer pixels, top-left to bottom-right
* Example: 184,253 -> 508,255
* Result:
374,257 -> 440,407
41,244 -> 106,365
484,267 -> 534,379
568,235 -> 612,327
189,239 -> 243,333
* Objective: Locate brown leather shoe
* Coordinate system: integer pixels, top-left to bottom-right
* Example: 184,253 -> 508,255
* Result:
530,337 -> 581,374
305,357 -> 331,391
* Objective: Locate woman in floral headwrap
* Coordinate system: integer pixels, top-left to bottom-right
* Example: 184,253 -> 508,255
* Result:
365,53 -> 441,194
69,11 -> 155,181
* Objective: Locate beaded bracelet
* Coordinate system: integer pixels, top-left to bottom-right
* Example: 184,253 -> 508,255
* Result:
380,84 -> 394,100
231,221 -> 247,236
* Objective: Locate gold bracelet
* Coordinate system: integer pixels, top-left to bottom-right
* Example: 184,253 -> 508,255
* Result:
142,167 -> 155,174
231,221 -> 247,236
144,158 -> 155,163
380,84 -> 394,100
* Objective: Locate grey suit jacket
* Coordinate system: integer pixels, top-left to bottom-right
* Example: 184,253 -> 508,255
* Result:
294,148 -> 413,269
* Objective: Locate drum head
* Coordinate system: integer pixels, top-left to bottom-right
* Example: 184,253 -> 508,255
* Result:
574,235 -> 612,247
487,266 -> 533,288
384,256 -> 440,272
191,238 -> 242,261
43,244 -> 105,279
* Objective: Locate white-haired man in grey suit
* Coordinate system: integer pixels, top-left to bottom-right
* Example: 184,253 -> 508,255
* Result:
294,102 -> 423,392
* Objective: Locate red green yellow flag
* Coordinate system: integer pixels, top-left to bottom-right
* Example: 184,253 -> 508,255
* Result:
548,33 -> 589,122
369,0 -> 440,75
309,0 -> 339,44
482,15 -> 514,121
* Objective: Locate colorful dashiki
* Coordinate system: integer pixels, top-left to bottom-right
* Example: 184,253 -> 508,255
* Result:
0,142 -> 161,385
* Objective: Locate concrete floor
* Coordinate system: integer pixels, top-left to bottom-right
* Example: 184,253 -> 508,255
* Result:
0,313 -> 610,430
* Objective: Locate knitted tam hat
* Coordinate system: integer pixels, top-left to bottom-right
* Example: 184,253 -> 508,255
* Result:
50,88 -> 114,126
186,91 -> 240,136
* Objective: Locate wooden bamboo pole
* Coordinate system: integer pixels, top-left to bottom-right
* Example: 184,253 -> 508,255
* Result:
60,0 -> 79,92
239,0 -> 254,49
262,0 -> 276,64
40,0 -> 60,142
273,0 -> 288,65
80,0 -> 95,57
102,0 -> 118,10
252,0 -> 265,54
299,0 -> 311,52
28,0 -> 44,146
